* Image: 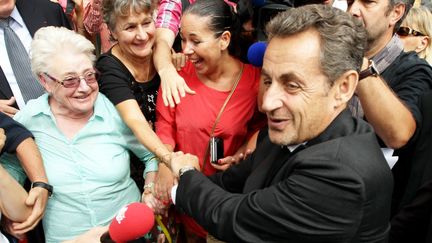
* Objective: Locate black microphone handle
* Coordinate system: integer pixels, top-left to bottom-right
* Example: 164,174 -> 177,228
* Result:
100,231 -> 115,243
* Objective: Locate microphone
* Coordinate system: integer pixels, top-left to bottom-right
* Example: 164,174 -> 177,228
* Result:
247,42 -> 267,67
100,202 -> 155,243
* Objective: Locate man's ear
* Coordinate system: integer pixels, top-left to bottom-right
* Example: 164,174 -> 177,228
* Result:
332,70 -> 358,108
219,31 -> 231,51
389,3 -> 406,27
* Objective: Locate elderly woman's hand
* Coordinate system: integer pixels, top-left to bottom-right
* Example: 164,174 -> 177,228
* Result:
142,191 -> 168,216
11,186 -> 49,234
153,164 -> 177,204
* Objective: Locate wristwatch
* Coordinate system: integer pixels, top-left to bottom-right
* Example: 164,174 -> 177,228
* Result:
31,181 -> 53,197
359,59 -> 379,80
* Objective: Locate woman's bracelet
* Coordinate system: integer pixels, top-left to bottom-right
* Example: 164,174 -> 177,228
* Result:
143,182 -> 154,195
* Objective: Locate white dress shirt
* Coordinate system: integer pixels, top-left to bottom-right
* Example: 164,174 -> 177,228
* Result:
0,7 -> 33,109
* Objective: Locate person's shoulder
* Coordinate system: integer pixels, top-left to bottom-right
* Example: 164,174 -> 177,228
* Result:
95,93 -> 117,111
383,51 -> 432,85
96,52 -> 131,78
14,95 -> 48,124
243,63 -> 261,77
97,51 -> 118,66
394,51 -> 432,71
243,63 -> 260,73
178,61 -> 195,78
33,0 -> 63,9
17,0 -> 70,29
19,0 -> 63,12
240,63 -> 261,89
95,93 -> 131,132
94,94 -> 123,120
20,94 -> 47,113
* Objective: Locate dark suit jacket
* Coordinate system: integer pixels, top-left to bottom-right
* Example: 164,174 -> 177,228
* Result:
0,0 -> 71,106
176,110 -> 393,243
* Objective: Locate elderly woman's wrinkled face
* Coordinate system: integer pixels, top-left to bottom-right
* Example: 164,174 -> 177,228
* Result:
43,52 -> 98,118
112,10 -> 155,59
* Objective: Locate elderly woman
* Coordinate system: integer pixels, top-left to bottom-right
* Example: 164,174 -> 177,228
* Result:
96,0 -> 172,195
155,0 -> 266,241
397,6 -> 432,65
0,26 -> 158,243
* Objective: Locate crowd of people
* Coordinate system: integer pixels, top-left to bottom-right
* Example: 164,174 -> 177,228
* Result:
0,0 -> 431,242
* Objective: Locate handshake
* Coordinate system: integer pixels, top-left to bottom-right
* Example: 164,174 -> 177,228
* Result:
142,151 -> 200,214
167,151 -> 200,177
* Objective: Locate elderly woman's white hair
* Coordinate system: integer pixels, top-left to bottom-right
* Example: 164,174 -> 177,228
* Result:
30,26 -> 95,76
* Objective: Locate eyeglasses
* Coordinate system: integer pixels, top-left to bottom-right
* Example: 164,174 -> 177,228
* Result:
397,26 -> 426,37
44,69 -> 99,88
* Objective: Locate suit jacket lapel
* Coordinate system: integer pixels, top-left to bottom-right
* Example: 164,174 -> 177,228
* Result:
243,137 -> 293,192
16,0 -> 46,37
0,67 -> 13,99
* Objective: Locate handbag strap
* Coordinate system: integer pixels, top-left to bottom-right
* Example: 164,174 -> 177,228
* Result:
202,64 -> 244,170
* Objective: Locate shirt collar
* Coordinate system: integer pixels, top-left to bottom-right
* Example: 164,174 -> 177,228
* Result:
27,93 -> 105,122
91,93 -> 106,121
9,7 -> 26,28
371,34 -> 404,73
282,143 -> 307,152
27,93 -> 52,117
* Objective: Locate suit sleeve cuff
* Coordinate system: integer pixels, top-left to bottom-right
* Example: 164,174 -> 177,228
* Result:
171,184 -> 178,205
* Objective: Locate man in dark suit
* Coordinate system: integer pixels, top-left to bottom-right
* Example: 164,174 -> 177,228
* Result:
0,0 -> 71,116
167,5 -> 393,243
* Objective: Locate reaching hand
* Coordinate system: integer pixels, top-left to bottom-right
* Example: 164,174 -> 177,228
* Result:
2,218 -> 26,240
12,187 -> 49,234
0,97 -> 18,117
170,151 -> 200,178
212,146 -> 254,171
142,192 -> 167,216
0,128 -> 5,152
159,67 -> 195,108
154,164 -> 177,204
171,51 -> 187,71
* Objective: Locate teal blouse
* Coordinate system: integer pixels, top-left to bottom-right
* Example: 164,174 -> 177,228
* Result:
0,93 -> 158,242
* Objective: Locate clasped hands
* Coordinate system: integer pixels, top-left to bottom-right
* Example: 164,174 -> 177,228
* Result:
142,151 -> 199,214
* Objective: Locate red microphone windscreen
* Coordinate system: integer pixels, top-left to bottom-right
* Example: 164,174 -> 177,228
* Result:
108,202 -> 155,242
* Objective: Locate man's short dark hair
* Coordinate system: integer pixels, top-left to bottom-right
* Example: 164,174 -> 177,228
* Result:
266,4 -> 367,85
